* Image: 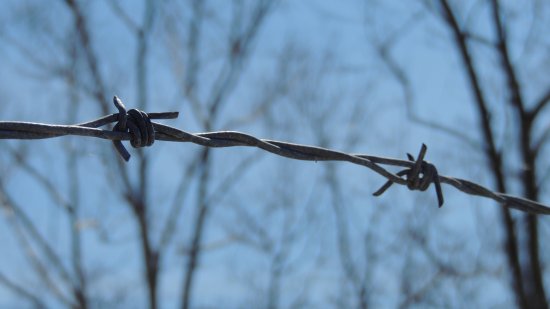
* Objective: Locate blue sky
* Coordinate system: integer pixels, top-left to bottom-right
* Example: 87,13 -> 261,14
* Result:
1,0 -> 549,308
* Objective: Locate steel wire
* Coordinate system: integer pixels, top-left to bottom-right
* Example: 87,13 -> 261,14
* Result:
1,96 -> 549,215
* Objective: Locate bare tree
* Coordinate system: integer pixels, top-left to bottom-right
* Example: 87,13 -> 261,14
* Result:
0,4 -> 91,307
4,1 -> 550,308
62,1 -> 165,307
368,0 -> 550,307
1,0 -> 281,307
161,1 -> 279,307
433,1 -> 550,307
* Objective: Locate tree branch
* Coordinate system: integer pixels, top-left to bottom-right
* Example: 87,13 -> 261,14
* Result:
530,86 -> 550,120
438,0 -> 527,307
0,271 -> 47,308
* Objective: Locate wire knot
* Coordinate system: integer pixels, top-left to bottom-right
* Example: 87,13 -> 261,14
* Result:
373,144 -> 444,207
112,96 -> 155,161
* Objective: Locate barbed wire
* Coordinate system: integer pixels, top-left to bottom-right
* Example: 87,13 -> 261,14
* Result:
1,96 -> 549,215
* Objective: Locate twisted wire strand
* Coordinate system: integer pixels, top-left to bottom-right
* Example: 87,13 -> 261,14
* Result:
1,97 -> 549,215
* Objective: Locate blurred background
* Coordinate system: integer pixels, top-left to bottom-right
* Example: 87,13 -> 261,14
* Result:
1,0 -> 550,308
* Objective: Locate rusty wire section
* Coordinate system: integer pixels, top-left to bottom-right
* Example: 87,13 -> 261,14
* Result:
1,96 -> 549,215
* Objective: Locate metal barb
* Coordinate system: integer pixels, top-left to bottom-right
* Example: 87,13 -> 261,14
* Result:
111,96 -> 163,161
112,96 -> 131,161
373,144 -> 444,208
